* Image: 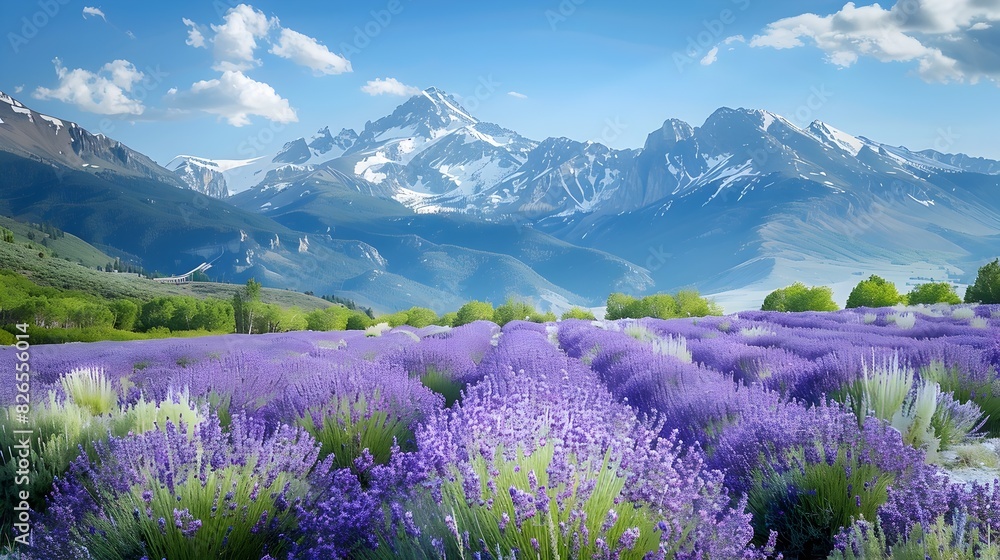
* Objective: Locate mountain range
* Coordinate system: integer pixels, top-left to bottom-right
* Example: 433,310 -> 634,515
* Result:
2,88 -> 998,313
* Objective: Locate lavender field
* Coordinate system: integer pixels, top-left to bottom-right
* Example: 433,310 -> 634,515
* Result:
4,306 -> 1000,559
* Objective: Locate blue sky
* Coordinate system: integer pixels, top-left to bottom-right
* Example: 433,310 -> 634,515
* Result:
3,0 -> 998,163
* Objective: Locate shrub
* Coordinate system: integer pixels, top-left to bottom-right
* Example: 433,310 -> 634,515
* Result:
61,367 -> 116,416
907,282 -> 962,305
833,513 -> 1000,560
492,299 -> 538,326
606,292 -> 639,320
965,259 -> 1000,304
846,275 -> 903,308
377,330 -> 766,559
34,415 -> 318,559
761,282 -> 839,312
605,291 -> 722,320
298,392 -> 418,470
676,290 -> 724,317
561,307 -> 596,321
887,312 -> 915,329
749,441 -> 894,558
837,355 -> 941,457
438,312 -> 458,327
403,307 -> 438,328
922,361 -> 1000,437
345,312 -> 372,330
1,374 -> 203,544
454,300 -> 494,326
650,334 -> 692,363
305,305 -> 352,331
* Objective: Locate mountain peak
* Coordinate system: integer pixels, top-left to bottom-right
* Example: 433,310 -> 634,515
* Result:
410,87 -> 477,124
807,120 -> 865,156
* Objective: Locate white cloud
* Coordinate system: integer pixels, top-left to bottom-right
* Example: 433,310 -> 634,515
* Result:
210,4 -> 276,72
126,30 -> 136,40
361,77 -> 420,96
182,18 -> 206,48
33,58 -> 145,115
269,28 -> 351,75
82,7 -> 106,21
13,85 -> 24,94
700,46 -> 719,66
723,35 -> 745,45
166,70 -> 297,126
749,1 -> 1000,84
189,4 -> 352,76
507,91 -> 528,99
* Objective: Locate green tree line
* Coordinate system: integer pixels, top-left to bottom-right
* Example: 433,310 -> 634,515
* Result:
760,258 -> 1000,311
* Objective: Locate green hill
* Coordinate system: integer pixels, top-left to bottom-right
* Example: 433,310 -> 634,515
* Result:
0,222 -> 333,311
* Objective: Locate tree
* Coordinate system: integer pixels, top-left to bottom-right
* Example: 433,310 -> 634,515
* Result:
762,283 -> 839,312
381,311 -> 410,327
167,296 -> 200,331
907,282 -> 962,305
674,290 -> 723,317
108,299 -> 139,331
637,294 -> 678,319
306,306 -> 353,331
455,300 -> 494,326
139,298 -> 176,331
233,279 -> 263,334
561,307 -> 596,321
606,293 -> 639,320
276,307 -> 307,332
194,299 -> 235,332
846,275 -> 902,308
966,259 -> 1000,304
439,312 -> 458,327
404,307 -> 438,328
529,310 -> 557,323
345,312 -> 371,330
493,299 -> 537,326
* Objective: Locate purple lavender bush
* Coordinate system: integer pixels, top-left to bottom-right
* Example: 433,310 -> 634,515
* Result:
364,330 -> 773,559
30,414 -> 318,560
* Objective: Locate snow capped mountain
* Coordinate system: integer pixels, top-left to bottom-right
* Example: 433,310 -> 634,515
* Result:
4,87 -> 1000,312
167,126 -> 360,197
218,91 -> 1000,235
482,137 -> 636,218
0,91 -> 184,186
163,89 -> 1000,310
336,88 -> 536,208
